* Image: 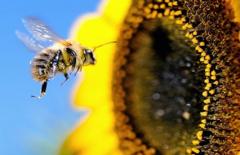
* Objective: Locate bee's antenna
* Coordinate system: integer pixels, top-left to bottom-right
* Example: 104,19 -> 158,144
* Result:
92,41 -> 117,52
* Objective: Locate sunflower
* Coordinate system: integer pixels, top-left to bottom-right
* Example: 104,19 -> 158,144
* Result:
60,0 -> 240,155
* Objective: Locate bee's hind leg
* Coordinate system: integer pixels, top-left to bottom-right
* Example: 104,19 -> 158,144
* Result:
31,80 -> 48,99
61,72 -> 69,86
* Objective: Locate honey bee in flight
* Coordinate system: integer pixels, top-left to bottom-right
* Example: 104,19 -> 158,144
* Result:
16,17 -> 116,98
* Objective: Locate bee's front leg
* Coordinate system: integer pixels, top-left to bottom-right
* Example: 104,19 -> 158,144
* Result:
66,48 -> 77,75
61,72 -> 69,86
74,63 -> 82,76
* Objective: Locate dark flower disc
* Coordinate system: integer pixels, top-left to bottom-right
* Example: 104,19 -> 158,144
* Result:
112,0 -> 240,154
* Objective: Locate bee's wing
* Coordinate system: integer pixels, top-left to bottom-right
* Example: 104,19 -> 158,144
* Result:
16,30 -> 45,52
22,17 -> 71,46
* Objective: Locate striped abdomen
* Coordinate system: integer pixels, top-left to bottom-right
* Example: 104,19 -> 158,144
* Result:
31,48 -> 58,81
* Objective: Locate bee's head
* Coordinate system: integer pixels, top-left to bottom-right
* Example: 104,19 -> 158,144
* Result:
83,49 -> 96,65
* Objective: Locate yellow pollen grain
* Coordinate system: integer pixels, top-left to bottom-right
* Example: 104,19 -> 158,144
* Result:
164,0 -> 170,3
202,91 -> 208,97
174,10 -> 182,15
205,86 -> 210,91
203,98 -> 210,104
200,57 -> 204,62
173,1 -> 178,6
201,119 -> 206,124
211,70 -> 216,76
195,45 -> 200,50
205,71 -> 210,76
211,75 -> 216,80
196,46 -> 203,53
160,4 -> 166,9
181,17 -> 186,22
198,48 -> 203,53
176,19 -> 183,24
205,67 -> 210,72
199,123 -> 206,129
192,140 -> 200,145
204,78 -> 209,84
201,52 -> 206,57
157,13 -> 163,18
151,10 -> 158,18
193,31 -> 197,35
209,89 -> 215,95
187,24 -> 193,29
182,25 -> 187,30
153,4 -> 159,9
164,8 -> 170,16
196,131 -> 203,140
192,148 -> 200,154
192,38 -> 198,44
170,11 -> 175,16
206,83 -> 212,89
183,23 -> 191,30
188,33 -> 194,39
206,64 -> 211,68
203,60 -> 209,64
168,2 -> 173,7
200,42 -> 205,46
203,105 -> 209,111
200,111 -> 208,117
205,55 -> 211,60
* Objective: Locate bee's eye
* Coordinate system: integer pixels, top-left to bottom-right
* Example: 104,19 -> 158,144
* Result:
84,49 -> 96,64
89,51 -> 95,60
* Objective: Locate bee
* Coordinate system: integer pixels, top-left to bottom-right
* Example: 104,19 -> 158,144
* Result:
16,17 -> 116,98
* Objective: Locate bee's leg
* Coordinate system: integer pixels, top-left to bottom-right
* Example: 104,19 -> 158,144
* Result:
70,56 -> 76,75
66,48 -> 77,75
61,72 -> 69,86
74,64 -> 82,76
31,80 -> 48,99
74,65 -> 82,76
72,57 -> 77,73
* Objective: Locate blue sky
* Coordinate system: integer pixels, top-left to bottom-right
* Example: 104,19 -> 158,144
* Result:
0,0 -> 99,155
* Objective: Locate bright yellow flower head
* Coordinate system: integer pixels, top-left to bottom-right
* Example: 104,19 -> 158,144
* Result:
60,0 -> 240,155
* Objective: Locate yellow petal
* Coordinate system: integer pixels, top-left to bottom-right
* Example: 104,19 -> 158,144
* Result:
71,14 -> 117,109
60,1 -> 131,155
100,0 -> 132,26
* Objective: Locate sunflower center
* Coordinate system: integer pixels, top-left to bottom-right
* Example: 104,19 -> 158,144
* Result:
124,19 -> 204,154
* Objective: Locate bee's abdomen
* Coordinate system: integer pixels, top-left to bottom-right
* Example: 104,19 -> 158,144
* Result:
31,49 -> 56,81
